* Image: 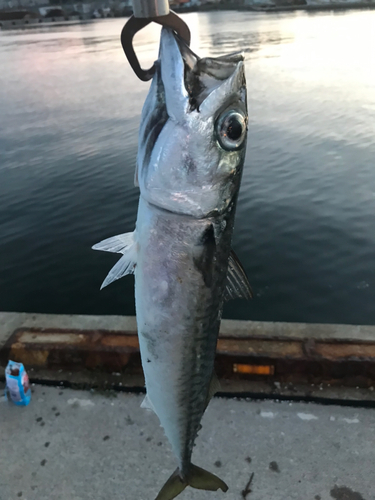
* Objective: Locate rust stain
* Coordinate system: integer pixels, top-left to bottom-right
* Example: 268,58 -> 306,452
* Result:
19,331 -> 84,344
10,345 -> 49,366
315,343 -> 375,360
217,338 -> 303,358
3,327 -> 375,384
101,335 -> 139,348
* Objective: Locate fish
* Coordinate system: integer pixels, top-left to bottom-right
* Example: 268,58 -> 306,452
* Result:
93,27 -> 251,500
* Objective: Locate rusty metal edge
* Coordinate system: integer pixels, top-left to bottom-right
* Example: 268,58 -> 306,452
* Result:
6,326 -> 375,346
0,327 -> 137,354
3,327 -> 375,366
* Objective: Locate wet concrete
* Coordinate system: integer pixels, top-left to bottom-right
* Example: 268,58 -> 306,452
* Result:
330,485 -> 365,500
1,385 -> 374,500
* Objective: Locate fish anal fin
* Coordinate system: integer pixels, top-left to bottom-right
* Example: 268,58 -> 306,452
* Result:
199,372 -> 220,438
224,249 -> 253,301
155,465 -> 228,500
141,394 -> 156,413
206,371 -> 221,408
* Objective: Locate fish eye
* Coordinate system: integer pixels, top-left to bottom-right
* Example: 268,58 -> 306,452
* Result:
216,110 -> 247,151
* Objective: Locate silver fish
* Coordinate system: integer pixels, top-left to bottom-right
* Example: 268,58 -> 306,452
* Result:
93,28 -> 251,500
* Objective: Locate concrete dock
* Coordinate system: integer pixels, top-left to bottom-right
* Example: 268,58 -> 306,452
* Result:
3,312 -> 375,348
1,384 -> 374,500
1,313 -> 375,499
2,312 -> 375,403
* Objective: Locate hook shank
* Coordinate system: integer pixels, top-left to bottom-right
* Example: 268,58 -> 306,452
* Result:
132,0 -> 169,18
121,10 -> 191,82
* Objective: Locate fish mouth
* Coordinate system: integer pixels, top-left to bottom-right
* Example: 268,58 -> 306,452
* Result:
136,28 -> 247,218
159,28 -> 245,112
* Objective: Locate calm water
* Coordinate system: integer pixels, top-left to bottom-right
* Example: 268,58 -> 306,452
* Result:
1,11 -> 375,325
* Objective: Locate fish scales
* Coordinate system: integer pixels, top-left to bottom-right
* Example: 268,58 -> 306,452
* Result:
135,198 -> 235,474
94,27 -> 249,500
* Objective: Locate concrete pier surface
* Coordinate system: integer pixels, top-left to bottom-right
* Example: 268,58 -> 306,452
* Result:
1,384 -> 374,500
0,312 -> 136,350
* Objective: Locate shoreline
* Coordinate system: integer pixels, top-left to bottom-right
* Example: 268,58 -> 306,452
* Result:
250,2 -> 375,12
174,2 -> 375,14
1,3 -> 375,29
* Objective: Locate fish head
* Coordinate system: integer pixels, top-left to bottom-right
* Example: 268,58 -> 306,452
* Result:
136,28 -> 247,218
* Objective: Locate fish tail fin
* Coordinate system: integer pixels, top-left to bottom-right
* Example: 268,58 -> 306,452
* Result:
155,465 -> 228,500
188,464 -> 228,492
155,469 -> 187,500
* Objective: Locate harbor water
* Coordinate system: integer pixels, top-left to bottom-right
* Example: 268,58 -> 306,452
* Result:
0,10 -> 374,325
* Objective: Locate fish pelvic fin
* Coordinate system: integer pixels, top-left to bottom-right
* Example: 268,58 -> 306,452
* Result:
155,465 -> 228,500
92,232 -> 137,289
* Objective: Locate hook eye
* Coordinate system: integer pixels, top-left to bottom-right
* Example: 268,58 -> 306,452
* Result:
121,11 -> 191,82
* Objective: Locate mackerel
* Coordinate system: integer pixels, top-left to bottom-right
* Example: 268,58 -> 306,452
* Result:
93,28 -> 251,500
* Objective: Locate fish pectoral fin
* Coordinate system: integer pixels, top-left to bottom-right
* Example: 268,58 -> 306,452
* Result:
99,254 -> 136,289
92,232 -> 137,289
193,224 -> 216,288
155,465 -> 228,500
224,249 -> 253,301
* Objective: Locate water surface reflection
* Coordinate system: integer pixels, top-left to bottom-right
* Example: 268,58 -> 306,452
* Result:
0,11 -> 375,327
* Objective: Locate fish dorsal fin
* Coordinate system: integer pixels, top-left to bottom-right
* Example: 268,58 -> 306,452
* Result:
92,232 -> 137,289
141,394 -> 156,413
224,250 -> 253,301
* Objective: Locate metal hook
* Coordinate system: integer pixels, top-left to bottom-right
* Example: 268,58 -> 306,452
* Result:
121,11 -> 191,82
